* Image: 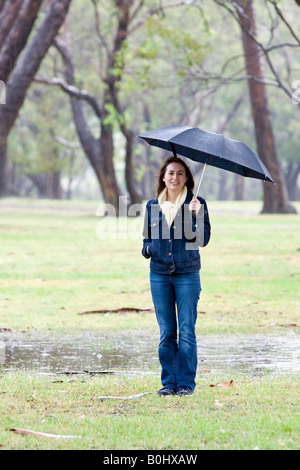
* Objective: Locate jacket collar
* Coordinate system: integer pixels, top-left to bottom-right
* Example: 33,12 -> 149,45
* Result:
154,187 -> 194,205
153,189 -> 195,223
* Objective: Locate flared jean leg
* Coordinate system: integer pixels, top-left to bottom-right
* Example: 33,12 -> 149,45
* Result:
173,273 -> 201,391
150,272 -> 201,392
150,273 -> 178,391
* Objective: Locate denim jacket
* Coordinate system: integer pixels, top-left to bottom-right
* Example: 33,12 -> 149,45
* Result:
142,189 -> 211,274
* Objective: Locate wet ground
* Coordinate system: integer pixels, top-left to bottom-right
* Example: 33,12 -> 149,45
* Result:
0,330 -> 299,376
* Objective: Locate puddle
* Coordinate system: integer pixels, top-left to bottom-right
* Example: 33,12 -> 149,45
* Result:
0,330 -> 299,376
198,333 -> 300,376
0,330 -> 158,375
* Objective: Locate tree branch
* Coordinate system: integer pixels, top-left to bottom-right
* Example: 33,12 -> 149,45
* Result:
96,392 -> 152,400
52,133 -> 81,149
214,0 -> 299,101
129,0 -> 201,34
268,0 -> 300,46
90,0 -> 109,50
34,76 -> 103,119
51,36 -> 101,163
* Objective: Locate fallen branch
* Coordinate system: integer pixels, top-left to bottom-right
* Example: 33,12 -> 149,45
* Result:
96,392 -> 152,400
54,370 -> 116,375
79,307 -> 154,315
10,428 -> 86,439
40,370 -> 154,377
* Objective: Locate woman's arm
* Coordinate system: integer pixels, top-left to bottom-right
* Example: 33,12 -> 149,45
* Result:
142,201 -> 152,258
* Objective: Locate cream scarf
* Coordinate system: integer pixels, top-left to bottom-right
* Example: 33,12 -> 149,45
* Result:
158,185 -> 187,227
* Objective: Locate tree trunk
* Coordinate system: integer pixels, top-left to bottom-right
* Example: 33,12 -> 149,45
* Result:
106,0 -> 142,206
0,0 -> 42,195
27,171 -> 62,198
121,125 -> 143,205
236,0 -> 296,213
216,95 -> 244,201
0,0 -> 72,196
234,174 -> 244,201
285,162 -> 300,201
55,39 -> 122,213
0,0 -> 43,83
99,103 -> 122,210
0,141 -> 7,197
0,0 -> 24,49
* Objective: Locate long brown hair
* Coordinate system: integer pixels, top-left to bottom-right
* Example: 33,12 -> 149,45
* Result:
156,156 -> 194,198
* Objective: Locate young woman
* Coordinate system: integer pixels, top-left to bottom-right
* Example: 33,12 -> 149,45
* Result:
142,156 -> 211,396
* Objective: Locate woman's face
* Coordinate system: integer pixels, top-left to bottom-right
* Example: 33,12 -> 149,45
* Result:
163,162 -> 188,193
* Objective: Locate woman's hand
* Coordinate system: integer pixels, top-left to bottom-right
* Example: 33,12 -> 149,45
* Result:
189,195 -> 201,215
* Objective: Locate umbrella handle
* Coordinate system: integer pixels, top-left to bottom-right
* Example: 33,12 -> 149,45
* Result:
195,161 -> 207,197
171,143 -> 177,158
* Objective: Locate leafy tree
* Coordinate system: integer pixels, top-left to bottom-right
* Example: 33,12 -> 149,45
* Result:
197,0 -> 299,211
7,84 -> 82,198
0,0 -> 72,196
235,0 -> 296,213
36,0 -> 207,211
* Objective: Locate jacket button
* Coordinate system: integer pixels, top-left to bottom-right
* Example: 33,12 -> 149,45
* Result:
168,252 -> 172,256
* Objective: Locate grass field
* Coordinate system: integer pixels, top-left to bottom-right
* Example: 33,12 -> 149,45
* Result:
0,198 -> 299,450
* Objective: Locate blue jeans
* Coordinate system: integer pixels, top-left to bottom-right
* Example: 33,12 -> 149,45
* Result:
150,271 -> 201,391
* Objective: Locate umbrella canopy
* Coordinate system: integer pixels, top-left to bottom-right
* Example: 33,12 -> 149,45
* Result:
138,125 -> 274,193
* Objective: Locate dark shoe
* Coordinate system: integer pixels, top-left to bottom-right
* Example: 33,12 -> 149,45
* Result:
157,387 -> 176,396
176,386 -> 193,396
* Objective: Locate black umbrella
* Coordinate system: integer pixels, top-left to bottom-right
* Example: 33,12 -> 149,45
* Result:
138,125 -> 274,195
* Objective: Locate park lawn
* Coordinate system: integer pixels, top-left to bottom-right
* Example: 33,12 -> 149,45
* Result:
0,198 -> 298,334
0,371 -> 299,450
0,198 -> 299,450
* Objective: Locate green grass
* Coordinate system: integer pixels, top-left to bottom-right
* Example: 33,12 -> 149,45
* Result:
0,198 -> 299,333
0,198 -> 299,450
0,372 -> 299,450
